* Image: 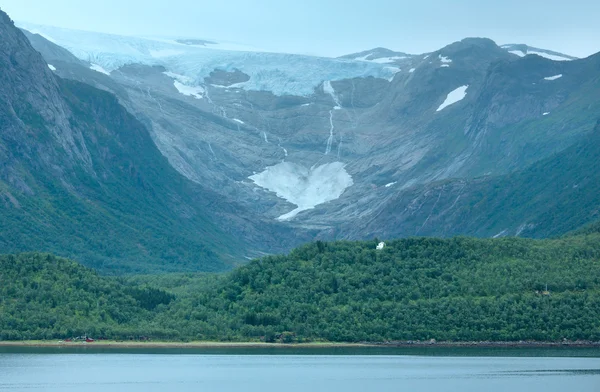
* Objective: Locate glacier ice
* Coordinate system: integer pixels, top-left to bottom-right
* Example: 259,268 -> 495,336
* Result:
90,63 -> 110,75
17,22 -> 399,97
249,161 -> 353,220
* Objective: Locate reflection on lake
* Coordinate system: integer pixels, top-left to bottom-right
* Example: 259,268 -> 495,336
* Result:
0,347 -> 599,391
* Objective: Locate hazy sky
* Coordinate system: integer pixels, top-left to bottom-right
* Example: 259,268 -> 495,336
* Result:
2,0 -> 599,57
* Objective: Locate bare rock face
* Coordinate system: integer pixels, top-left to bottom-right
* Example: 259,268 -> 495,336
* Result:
0,12 -> 92,180
204,68 -> 250,86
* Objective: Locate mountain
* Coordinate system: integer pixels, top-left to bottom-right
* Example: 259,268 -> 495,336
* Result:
14,20 -> 600,260
341,44 -> 578,63
0,10 -> 260,273
501,44 -> 578,61
338,47 -> 414,63
340,119 -> 600,240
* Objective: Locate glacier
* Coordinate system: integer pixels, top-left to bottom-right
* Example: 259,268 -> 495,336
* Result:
17,22 -> 399,96
249,162 -> 354,221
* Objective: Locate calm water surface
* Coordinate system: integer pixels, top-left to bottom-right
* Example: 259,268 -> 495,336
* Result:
1,347 -> 599,391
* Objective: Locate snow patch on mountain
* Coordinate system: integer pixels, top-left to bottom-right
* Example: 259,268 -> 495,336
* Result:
90,63 -> 110,75
173,81 -> 204,99
502,44 -> 576,61
544,74 -> 563,81
528,51 -> 572,61
163,71 -> 193,83
249,161 -> 353,221
436,85 -> 468,112
439,55 -> 452,63
17,22 -> 398,96
370,56 -> 406,64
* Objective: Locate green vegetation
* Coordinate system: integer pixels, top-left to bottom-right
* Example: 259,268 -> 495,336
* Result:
0,253 -> 174,340
2,230 -> 600,342
0,77 -> 243,274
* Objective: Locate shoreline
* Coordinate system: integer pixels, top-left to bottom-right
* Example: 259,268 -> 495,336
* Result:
1,340 -> 600,349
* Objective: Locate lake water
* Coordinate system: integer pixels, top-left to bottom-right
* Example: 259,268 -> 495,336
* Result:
1,347 -> 599,391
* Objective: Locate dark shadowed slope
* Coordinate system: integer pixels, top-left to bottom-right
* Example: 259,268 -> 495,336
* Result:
0,10 -> 245,273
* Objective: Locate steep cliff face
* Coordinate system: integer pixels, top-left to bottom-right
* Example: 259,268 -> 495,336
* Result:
0,12 -> 91,183
0,10 -> 250,273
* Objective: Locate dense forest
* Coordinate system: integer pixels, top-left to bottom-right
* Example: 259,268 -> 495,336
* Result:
2,230 -> 600,342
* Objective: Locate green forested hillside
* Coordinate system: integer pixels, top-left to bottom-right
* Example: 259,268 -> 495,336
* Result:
0,253 -> 174,340
2,231 -> 600,342
157,235 -> 600,342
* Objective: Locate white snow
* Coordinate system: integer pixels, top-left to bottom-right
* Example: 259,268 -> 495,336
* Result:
385,182 -> 397,188
323,81 -> 342,108
17,22 -> 399,97
376,242 -> 386,250
89,63 -> 110,75
527,51 -> 572,61
163,71 -> 193,84
370,56 -> 406,64
436,85 -> 469,112
233,118 -> 244,124
249,161 -> 353,221
439,54 -> 452,63
354,55 -> 406,63
47,64 -> 56,71
544,74 -> 563,81
383,66 -> 401,77
173,81 -> 204,99
409,68 -> 416,73
509,50 -> 526,57
543,112 -> 550,116
149,49 -> 185,58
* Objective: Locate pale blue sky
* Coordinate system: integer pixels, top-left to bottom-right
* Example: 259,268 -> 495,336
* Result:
2,0 -> 599,57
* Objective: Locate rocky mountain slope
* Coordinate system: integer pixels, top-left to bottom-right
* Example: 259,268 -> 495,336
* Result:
0,10 -> 266,273
9,16 -> 600,266
340,119 -> 600,240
